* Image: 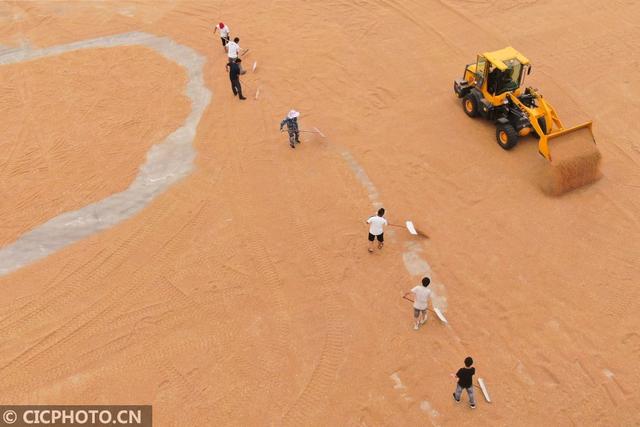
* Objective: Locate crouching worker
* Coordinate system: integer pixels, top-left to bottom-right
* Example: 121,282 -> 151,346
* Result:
280,110 -> 300,148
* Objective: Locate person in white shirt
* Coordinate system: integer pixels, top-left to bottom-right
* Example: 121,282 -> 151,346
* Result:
404,277 -> 433,330
226,37 -> 245,64
366,208 -> 388,253
214,22 -> 230,49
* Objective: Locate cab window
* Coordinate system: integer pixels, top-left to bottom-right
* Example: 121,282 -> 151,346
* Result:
476,56 -> 487,85
496,59 -> 523,94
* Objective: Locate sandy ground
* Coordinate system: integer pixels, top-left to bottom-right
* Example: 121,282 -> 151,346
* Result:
0,45 -> 190,246
0,1 -> 639,425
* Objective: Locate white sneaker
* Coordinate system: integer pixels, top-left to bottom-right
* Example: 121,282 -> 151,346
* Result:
413,324 -> 419,330
420,318 -> 427,325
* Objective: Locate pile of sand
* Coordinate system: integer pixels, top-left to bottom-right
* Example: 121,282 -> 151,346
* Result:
539,127 -> 602,195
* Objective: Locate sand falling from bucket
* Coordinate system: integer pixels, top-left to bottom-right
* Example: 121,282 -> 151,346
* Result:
539,127 -> 602,196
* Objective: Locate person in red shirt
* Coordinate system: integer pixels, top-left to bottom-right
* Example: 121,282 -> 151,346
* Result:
213,22 -> 230,49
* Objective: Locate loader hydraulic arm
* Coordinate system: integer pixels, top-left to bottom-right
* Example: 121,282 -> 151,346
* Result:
507,90 -> 563,160
506,90 -> 595,161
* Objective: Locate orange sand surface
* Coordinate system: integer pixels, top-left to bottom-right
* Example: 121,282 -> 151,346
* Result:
0,1 -> 639,425
0,46 -> 189,245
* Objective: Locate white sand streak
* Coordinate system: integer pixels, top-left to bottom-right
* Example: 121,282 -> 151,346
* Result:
339,147 -> 447,311
0,32 -> 211,275
344,148 -> 447,420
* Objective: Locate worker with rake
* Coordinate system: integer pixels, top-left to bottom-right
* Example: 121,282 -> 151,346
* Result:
452,356 -> 477,409
365,208 -> 388,253
226,37 -> 246,64
213,22 -> 230,49
226,58 -> 246,100
280,110 -> 301,148
403,277 -> 432,330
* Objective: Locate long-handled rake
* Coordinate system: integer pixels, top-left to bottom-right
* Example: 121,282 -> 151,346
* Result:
297,128 -> 326,138
280,128 -> 326,138
312,127 -> 326,138
389,221 -> 429,238
402,294 -> 448,324
477,378 -> 491,403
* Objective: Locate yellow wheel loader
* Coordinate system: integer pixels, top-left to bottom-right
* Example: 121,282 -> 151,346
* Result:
453,47 -> 601,194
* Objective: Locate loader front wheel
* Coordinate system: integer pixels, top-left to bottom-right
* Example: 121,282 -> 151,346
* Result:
463,94 -> 479,118
496,124 -> 518,150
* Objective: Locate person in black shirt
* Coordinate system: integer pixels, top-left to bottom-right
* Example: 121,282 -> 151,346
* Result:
226,58 -> 246,100
452,356 -> 476,408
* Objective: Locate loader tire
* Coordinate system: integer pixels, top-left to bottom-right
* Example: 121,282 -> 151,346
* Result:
463,93 -> 479,118
496,123 -> 518,150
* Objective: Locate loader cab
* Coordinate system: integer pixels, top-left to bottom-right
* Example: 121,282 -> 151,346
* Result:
478,47 -> 531,105
491,59 -> 523,95
484,59 -> 525,96
455,47 -> 532,115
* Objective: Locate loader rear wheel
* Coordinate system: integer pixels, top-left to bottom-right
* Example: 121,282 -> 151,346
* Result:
463,94 -> 479,118
496,124 -> 518,150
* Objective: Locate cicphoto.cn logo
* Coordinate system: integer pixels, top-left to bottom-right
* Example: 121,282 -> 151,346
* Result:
0,406 -> 152,427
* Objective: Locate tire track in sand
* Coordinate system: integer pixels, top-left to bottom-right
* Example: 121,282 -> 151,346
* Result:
0,165 -> 231,391
0,208 -> 172,333
280,158 -> 346,425
201,150 -> 292,422
0,192 -> 246,402
0,199 -> 196,391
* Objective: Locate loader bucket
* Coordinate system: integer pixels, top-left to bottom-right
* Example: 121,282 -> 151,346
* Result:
538,122 -> 602,195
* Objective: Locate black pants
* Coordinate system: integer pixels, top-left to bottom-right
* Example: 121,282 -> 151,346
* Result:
288,130 -> 300,143
221,36 -> 229,47
230,78 -> 244,98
